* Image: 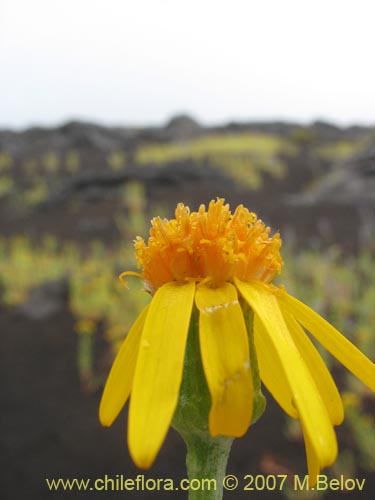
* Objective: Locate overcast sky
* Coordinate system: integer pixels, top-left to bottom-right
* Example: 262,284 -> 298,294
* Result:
1,0 -> 374,129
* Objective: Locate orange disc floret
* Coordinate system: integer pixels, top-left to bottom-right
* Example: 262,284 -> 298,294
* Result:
134,198 -> 283,291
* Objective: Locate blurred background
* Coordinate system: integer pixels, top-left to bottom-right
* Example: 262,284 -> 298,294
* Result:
0,1 -> 374,499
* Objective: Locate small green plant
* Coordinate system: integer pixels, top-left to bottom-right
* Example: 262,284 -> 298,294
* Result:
0,152 -> 14,171
42,151 -> 60,173
24,179 -> 49,206
107,150 -> 126,171
65,150 -> 80,173
0,176 -> 14,199
315,141 -> 360,161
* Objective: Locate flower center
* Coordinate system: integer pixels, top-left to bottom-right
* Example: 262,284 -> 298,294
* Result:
134,199 -> 283,292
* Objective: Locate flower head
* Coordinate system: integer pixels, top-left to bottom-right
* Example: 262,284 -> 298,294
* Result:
100,199 -> 375,486
134,198 -> 282,290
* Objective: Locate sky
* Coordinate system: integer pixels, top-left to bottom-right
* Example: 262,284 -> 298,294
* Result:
0,0 -> 374,129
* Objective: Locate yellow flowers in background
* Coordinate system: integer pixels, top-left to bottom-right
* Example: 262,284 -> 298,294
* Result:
99,199 -> 375,487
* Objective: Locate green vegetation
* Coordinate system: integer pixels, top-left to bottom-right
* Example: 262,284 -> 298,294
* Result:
315,140 -> 361,161
0,175 -> 14,199
1,234 -> 373,379
24,179 -> 49,206
0,233 -> 148,390
0,152 -> 13,171
135,132 -> 294,188
279,245 -> 374,357
65,150 -> 80,173
1,129 -> 369,214
0,234 -> 147,333
107,150 -> 126,171
42,151 -> 60,173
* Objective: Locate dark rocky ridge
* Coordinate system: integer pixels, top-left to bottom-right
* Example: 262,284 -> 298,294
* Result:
0,116 -> 374,250
1,116 -> 372,156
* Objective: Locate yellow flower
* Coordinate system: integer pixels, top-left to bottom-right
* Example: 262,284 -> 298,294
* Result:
99,199 -> 375,485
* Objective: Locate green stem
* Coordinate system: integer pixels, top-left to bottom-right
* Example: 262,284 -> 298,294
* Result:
173,307 -> 232,499
183,431 -> 232,500
173,302 -> 266,499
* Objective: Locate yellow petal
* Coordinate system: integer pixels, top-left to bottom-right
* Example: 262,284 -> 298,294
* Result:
282,310 -> 344,425
195,283 -> 253,437
99,305 -> 149,426
235,279 -> 337,474
128,281 -> 195,468
278,291 -> 375,392
301,420 -> 321,488
253,315 -> 297,418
